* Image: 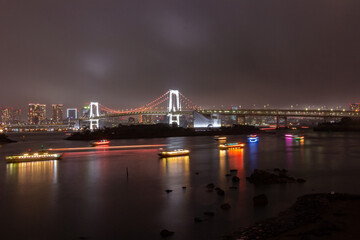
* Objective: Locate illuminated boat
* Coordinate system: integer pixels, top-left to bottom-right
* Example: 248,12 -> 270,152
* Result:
247,134 -> 259,143
6,151 -> 63,163
214,136 -> 227,141
158,149 -> 190,157
91,139 -> 110,146
219,142 -> 245,150
285,134 -> 304,140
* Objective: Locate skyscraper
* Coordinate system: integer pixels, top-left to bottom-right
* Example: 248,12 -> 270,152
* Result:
29,103 -> 46,124
52,104 -> 63,123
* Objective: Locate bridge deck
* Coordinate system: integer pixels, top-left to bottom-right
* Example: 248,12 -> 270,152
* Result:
97,109 -> 360,119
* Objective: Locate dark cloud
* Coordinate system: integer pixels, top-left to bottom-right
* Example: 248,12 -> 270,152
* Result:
1,0 -> 360,110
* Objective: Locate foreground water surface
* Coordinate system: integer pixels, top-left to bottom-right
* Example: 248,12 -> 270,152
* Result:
1,132 -> 360,239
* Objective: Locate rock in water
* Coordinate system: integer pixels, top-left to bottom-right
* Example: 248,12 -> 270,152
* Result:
221,203 -> 231,210
232,176 -> 240,182
253,194 -> 268,206
216,188 -> 225,196
204,211 -> 215,217
165,189 -> 173,193
247,169 -> 302,184
206,183 -> 215,189
160,229 -> 174,237
194,217 -> 203,223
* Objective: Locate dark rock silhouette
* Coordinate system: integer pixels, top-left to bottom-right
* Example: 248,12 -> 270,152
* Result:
232,176 -> 240,183
247,169 -> 304,184
165,189 -> 173,193
206,183 -> 215,189
160,229 -> 174,237
216,188 -> 225,196
221,203 -> 231,210
194,217 -> 203,223
253,194 -> 268,206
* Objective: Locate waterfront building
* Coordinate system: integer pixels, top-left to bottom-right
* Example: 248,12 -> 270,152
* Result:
29,103 -> 46,124
52,104 -> 63,123
0,107 -> 21,124
1,108 -> 11,124
349,103 -> 360,111
67,108 -> 78,120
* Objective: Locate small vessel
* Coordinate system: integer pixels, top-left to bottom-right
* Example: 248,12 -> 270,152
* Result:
6,151 -> 63,163
219,142 -> 245,150
285,134 -> 304,140
158,149 -> 190,157
214,136 -> 227,141
91,139 -> 110,146
247,134 -> 259,143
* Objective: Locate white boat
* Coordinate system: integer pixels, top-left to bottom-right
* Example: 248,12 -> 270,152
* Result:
158,149 -> 190,157
6,151 -> 63,163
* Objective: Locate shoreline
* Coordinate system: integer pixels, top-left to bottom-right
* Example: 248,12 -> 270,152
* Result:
225,193 -> 360,240
0,134 -> 17,144
66,124 -> 259,141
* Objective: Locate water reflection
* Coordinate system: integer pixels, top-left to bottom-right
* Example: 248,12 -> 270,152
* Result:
285,137 -> 294,168
160,156 -> 190,187
6,160 -> 59,184
227,149 -> 244,177
248,141 -> 259,172
219,148 -> 245,177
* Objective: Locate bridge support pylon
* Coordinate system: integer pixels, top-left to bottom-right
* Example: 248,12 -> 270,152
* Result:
168,90 -> 181,126
89,102 -> 100,130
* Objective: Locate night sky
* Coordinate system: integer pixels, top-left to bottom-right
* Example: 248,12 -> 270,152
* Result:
1,1 -> 360,110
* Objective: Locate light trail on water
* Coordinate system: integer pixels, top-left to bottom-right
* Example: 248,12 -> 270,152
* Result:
47,144 -> 165,152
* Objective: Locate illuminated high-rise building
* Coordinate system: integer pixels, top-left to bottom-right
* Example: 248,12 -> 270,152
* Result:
29,103 -> 46,124
0,107 -> 21,124
1,108 -> 11,123
52,104 -> 63,123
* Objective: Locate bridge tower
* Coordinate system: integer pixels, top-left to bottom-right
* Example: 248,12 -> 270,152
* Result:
89,102 -> 100,130
168,90 -> 181,126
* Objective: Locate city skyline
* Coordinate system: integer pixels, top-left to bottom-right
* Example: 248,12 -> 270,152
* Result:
1,1 -> 360,110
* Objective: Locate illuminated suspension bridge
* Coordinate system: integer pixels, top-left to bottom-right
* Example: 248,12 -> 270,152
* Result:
87,89 -> 360,129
